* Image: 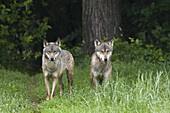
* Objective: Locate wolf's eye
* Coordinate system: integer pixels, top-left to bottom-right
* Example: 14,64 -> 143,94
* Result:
47,51 -> 51,54
54,51 -> 57,53
106,50 -> 110,53
101,50 -> 104,53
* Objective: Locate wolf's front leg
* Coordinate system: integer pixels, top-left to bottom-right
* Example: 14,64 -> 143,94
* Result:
51,77 -> 59,98
94,78 -> 99,89
90,72 -> 96,89
91,71 -> 99,89
104,68 -> 112,84
45,77 -> 50,100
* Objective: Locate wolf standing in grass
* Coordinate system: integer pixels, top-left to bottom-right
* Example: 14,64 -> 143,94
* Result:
42,38 -> 74,100
90,39 -> 114,89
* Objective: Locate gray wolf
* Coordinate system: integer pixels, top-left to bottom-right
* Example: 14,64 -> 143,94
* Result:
42,38 -> 74,100
90,39 -> 114,89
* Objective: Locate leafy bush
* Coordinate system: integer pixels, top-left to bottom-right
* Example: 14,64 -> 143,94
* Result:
0,0 -> 50,72
112,38 -> 169,63
122,0 -> 170,52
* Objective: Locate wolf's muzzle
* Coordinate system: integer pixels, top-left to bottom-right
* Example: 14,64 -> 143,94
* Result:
104,58 -> 107,62
50,57 -> 55,61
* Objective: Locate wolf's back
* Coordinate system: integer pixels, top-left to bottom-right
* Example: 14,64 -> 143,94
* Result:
60,50 -> 74,68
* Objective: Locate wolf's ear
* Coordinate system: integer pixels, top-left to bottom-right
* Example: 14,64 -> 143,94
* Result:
107,39 -> 114,46
43,40 -> 49,48
94,39 -> 101,47
55,38 -> 61,47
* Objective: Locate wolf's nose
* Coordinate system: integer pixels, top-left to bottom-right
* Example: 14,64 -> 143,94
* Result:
104,58 -> 107,62
51,57 -> 54,61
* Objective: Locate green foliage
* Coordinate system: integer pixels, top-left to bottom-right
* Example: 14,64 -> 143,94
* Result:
122,0 -> 170,52
0,0 -> 50,72
112,38 -> 169,63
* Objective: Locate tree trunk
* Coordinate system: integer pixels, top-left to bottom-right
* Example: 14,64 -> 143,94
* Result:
82,0 -> 121,55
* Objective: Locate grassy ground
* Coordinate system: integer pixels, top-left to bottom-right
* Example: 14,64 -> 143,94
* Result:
0,60 -> 169,113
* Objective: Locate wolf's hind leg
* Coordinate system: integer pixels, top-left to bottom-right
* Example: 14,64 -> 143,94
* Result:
99,78 -> 103,85
59,74 -> 64,96
66,70 -> 70,84
67,69 -> 73,94
90,71 -> 93,86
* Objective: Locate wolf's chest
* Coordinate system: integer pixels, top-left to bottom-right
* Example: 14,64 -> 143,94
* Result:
45,60 -> 60,71
93,64 -> 109,77
95,62 -> 108,71
47,62 -> 56,69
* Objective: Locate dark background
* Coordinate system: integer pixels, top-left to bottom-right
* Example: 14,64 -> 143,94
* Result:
0,0 -> 169,73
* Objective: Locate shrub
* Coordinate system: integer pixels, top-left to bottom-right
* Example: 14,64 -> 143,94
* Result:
122,0 -> 170,52
112,38 -> 169,62
0,0 -> 50,72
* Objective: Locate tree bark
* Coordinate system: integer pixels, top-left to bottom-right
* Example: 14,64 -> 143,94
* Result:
82,0 -> 121,55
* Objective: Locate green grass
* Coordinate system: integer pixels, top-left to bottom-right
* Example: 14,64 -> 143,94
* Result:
0,69 -> 34,112
0,60 -> 170,113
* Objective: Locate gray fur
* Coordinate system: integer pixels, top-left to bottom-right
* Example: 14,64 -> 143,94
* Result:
90,39 -> 114,89
42,39 -> 74,100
